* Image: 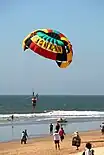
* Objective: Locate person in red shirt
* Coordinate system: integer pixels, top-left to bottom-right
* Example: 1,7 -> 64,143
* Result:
32,92 -> 38,108
59,127 -> 65,141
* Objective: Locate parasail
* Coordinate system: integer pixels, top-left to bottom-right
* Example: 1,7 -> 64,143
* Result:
22,29 -> 73,68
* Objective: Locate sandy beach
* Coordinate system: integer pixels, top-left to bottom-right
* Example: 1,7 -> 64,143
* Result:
0,130 -> 104,155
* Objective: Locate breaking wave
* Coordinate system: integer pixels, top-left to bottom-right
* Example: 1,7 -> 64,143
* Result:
0,110 -> 104,121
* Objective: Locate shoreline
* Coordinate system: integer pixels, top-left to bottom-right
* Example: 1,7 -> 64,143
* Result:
0,127 -> 100,143
0,133 -> 50,144
0,130 -> 104,155
0,119 -> 102,142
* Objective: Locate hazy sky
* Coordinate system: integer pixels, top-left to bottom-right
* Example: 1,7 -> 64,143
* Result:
0,0 -> 104,95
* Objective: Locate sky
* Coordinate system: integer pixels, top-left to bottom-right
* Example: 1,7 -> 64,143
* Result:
0,0 -> 104,95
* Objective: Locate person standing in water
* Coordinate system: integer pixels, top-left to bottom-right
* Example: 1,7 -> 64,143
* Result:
55,122 -> 60,132
21,131 -> 25,144
50,123 -> 53,135
11,115 -> 14,121
21,129 -> 28,144
24,129 -> 28,138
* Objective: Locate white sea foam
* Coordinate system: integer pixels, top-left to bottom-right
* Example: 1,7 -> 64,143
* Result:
0,110 -> 104,119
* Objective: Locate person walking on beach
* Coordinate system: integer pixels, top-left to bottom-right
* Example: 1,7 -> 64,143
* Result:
53,130 -> 60,150
72,131 -> 81,150
59,127 -> 65,142
50,123 -> 53,135
82,142 -> 94,155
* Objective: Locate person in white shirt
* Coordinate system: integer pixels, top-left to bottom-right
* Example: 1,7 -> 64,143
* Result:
21,131 -> 25,144
100,122 -> 104,134
53,130 -> 60,150
82,142 -> 94,155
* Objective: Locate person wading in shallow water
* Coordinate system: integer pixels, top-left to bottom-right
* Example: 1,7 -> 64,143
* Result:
50,123 -> 53,135
21,129 -> 28,144
55,122 -> 60,132
11,115 -> 14,121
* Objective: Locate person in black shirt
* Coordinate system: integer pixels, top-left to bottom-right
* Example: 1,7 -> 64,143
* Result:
55,122 -> 60,132
50,123 -> 53,135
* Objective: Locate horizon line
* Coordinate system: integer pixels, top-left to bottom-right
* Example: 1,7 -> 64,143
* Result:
0,94 -> 104,96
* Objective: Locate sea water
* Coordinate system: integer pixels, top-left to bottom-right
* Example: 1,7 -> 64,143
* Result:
0,95 -> 103,142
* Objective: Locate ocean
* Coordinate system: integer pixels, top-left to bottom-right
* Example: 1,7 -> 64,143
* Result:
0,95 -> 104,142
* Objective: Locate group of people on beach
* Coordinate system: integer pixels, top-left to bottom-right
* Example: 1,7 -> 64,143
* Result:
50,122 -> 66,150
71,131 -> 94,155
20,120 -> 95,155
21,129 -> 28,144
72,131 -> 94,154
50,121 -> 94,155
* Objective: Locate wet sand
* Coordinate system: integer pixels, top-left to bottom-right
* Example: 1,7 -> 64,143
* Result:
0,130 -> 104,155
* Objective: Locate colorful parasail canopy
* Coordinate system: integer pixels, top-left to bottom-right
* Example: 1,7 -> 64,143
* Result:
22,29 -> 73,68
